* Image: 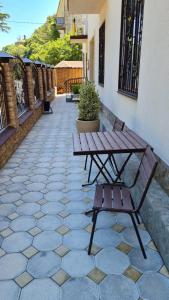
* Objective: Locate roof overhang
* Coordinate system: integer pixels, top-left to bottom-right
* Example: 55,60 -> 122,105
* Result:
67,0 -> 104,14
70,34 -> 88,44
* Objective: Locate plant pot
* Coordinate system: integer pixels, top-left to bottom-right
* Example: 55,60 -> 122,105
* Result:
76,119 -> 100,133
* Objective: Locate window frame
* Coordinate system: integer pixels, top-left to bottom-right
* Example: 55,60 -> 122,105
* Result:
118,0 -> 144,99
98,21 -> 105,86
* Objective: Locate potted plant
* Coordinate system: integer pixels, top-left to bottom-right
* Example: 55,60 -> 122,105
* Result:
76,81 -> 100,132
72,84 -> 80,101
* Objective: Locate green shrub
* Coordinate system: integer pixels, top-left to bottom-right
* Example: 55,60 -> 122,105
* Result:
78,81 -> 100,121
72,84 -> 81,94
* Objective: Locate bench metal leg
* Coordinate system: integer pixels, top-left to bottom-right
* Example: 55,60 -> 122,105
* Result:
130,213 -> 147,259
88,210 -> 98,255
84,155 -> 88,171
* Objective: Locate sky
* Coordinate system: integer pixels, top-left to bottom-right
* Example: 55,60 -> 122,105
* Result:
0,0 -> 59,49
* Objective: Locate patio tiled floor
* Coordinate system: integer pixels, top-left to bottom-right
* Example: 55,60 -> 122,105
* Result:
0,95 -> 169,299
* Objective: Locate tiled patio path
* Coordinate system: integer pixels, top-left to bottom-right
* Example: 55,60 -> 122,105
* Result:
0,95 -> 169,300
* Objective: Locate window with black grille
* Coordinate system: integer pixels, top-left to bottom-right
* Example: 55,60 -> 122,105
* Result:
118,0 -> 144,98
99,22 -> 105,85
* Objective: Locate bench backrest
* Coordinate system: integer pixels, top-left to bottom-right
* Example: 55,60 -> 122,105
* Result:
136,146 -> 158,211
113,117 -> 125,131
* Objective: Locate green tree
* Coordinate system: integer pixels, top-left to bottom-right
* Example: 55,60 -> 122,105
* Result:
0,4 -> 10,32
3,43 -> 28,57
29,35 -> 82,65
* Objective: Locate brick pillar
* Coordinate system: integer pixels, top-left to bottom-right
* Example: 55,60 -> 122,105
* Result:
47,68 -> 52,90
42,67 -> 47,100
25,65 -> 34,110
51,69 -> 54,89
3,61 -> 19,128
37,67 -> 44,101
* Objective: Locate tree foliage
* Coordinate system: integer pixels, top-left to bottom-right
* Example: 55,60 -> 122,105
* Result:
2,15 -> 82,64
0,4 -> 10,32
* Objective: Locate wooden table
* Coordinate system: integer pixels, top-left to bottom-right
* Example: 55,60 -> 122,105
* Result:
73,130 -> 148,185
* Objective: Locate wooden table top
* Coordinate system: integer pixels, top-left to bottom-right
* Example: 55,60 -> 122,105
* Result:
73,130 -> 148,156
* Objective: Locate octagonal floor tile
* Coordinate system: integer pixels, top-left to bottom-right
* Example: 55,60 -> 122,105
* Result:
41,202 -> 65,214
64,214 -> 90,229
17,203 -> 40,216
26,183 -> 46,192
0,192 -> 21,203
93,229 -> 121,248
96,212 -> 117,229
65,191 -> 85,202
116,213 -> 132,226
27,251 -> 61,278
45,191 -> 65,202
10,216 -> 36,232
129,247 -> 163,272
2,232 -> 33,252
100,275 -> 139,300
7,183 -> 26,193
20,278 -> 60,300
123,227 -> 151,247
62,250 -> 95,277
46,182 -> 65,191
96,248 -> 130,275
0,204 -> 16,216
0,216 -> 9,231
137,272 -> 169,300
33,231 -> 62,251
0,253 -> 27,280
62,277 -> 99,300
63,230 -> 90,250
66,202 -> 89,214
22,192 -> 43,203
0,280 -> 20,300
37,215 -> 62,230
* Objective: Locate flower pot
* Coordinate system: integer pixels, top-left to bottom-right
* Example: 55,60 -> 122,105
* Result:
76,119 -> 100,133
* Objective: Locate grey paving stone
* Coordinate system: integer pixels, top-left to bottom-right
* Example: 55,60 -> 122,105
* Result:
27,251 -> 61,278
10,216 -> 36,232
20,278 -> 60,300
0,176 -> 10,184
116,213 -> 133,226
129,247 -> 163,272
47,174 -> 66,183
41,202 -> 64,214
123,227 -> 151,247
137,272 -> 169,300
96,248 -> 130,275
65,214 -> 90,229
63,230 -> 90,250
65,191 -> 85,201
33,231 -> 62,251
12,176 -> 29,183
6,183 -> 26,193
96,212 -> 117,229
45,191 -> 65,202
62,250 -> 95,277
94,229 -> 121,248
37,215 -> 62,230
29,175 -> 48,183
17,203 -> 40,215
66,202 -> 89,213
33,168 -> 49,175
0,253 -> 27,279
62,277 -> 99,300
100,275 -> 139,300
0,192 -> 21,203
0,204 -> 16,216
0,280 -> 21,300
46,182 -> 65,191
0,217 -> 9,231
2,232 -> 33,252
26,183 -> 46,192
22,192 -> 43,203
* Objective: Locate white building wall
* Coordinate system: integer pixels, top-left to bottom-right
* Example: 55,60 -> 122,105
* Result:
87,0 -> 169,165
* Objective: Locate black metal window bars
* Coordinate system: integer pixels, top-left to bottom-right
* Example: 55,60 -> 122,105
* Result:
118,0 -> 144,98
99,21 -> 105,86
